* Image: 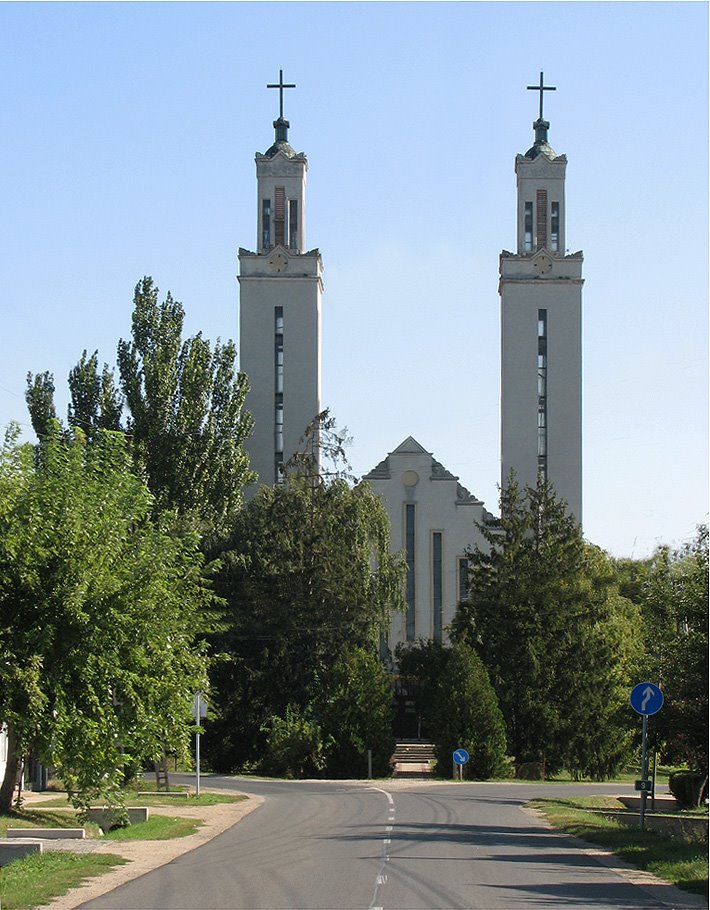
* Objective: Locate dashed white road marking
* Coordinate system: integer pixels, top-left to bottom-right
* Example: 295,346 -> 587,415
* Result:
367,787 -> 395,910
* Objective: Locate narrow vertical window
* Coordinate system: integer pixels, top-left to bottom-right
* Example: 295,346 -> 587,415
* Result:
262,199 -> 272,249
274,306 -> 284,482
536,189 -> 548,249
550,202 -> 559,252
274,187 -> 286,246
405,504 -> 416,641
458,557 -> 469,604
288,199 -> 299,251
524,202 -> 533,252
537,308 -> 548,481
432,532 -> 443,643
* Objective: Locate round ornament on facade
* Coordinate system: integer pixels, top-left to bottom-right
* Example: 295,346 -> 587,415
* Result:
401,470 -> 419,487
268,252 -> 288,272
533,254 -> 553,275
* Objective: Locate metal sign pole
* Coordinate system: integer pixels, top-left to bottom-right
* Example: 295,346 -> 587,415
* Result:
639,713 -> 648,831
195,692 -> 201,798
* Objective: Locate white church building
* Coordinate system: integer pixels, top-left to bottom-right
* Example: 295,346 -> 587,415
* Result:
238,71 -> 583,652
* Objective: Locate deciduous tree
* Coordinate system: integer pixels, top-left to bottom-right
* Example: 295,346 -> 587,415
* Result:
0,423 -> 213,812
205,417 -> 404,773
640,526 -> 708,801
25,277 -> 254,539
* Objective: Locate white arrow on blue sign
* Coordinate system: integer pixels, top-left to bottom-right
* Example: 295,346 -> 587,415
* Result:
630,682 -> 664,716
453,749 -> 469,765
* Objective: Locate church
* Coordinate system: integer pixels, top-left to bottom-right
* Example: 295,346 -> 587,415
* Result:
238,71 -> 583,653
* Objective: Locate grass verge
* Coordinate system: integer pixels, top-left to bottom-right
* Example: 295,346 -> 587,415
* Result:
529,796 -> 708,896
102,814 -> 201,841
34,791 -> 245,809
0,809 -> 102,838
0,852 -> 127,910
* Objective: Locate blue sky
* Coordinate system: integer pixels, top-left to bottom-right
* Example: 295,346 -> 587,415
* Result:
0,1 -> 707,558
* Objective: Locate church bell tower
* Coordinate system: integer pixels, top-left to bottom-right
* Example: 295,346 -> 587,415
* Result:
238,71 -> 323,487
499,73 -> 583,523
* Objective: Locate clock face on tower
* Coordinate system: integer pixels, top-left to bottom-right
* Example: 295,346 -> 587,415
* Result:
533,254 -> 553,275
268,252 -> 289,273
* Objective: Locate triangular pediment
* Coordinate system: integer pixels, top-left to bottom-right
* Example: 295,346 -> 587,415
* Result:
390,436 -> 431,456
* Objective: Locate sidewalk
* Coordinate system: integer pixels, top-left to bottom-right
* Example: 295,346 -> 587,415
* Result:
19,788 -> 263,910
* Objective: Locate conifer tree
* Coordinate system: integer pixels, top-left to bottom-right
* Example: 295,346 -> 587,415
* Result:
452,474 -> 638,777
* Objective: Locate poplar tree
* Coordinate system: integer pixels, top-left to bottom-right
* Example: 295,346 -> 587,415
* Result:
117,277 -> 254,535
25,277 -> 254,537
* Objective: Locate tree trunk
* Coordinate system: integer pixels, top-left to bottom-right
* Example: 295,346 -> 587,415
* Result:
0,724 -> 24,813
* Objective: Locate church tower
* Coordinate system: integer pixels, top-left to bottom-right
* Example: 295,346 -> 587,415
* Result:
239,71 -> 323,487
499,73 -> 583,523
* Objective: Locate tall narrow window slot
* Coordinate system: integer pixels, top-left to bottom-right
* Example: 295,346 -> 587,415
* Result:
524,202 -> 533,252
405,504 -> 416,641
432,532 -> 443,643
550,202 -> 560,252
458,557 -> 469,604
274,307 -> 284,482
536,190 -> 548,249
274,187 -> 286,246
262,199 -> 272,249
288,199 -> 299,251
537,308 -> 548,481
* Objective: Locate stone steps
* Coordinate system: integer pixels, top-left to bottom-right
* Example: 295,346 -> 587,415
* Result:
392,742 -> 436,779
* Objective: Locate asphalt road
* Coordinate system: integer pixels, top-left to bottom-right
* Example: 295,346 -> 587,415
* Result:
78,776 -> 702,910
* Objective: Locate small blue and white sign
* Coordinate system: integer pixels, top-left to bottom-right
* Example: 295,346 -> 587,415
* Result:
630,683 -> 664,716
453,749 -> 470,766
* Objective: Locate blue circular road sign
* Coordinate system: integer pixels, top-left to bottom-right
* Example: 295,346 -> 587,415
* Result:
453,749 -> 469,765
630,682 -> 664,716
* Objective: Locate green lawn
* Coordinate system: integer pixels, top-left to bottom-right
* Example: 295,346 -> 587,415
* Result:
33,790 -> 245,809
530,796 -> 708,896
0,852 -> 127,910
102,814 -> 201,841
0,808 -> 102,838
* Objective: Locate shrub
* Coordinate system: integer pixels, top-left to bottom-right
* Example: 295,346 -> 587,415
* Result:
260,705 -> 328,779
669,770 -> 708,808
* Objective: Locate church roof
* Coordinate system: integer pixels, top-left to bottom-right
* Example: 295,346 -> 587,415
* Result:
263,138 -> 300,160
361,436 -> 484,505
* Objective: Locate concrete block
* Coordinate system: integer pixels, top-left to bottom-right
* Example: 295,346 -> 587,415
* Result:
0,839 -> 43,865
86,806 -> 149,832
7,827 -> 85,839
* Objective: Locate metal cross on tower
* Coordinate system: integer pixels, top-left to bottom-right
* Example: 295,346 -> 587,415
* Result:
527,71 -> 556,120
267,69 -> 296,120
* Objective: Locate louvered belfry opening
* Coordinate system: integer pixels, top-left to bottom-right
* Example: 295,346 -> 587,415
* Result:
274,186 -> 286,247
536,188 -> 548,250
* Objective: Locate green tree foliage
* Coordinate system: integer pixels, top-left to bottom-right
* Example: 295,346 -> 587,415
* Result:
117,277 -> 254,534
67,350 -> 123,436
205,418 -> 404,774
316,648 -> 395,778
397,640 -> 507,780
451,474 -> 639,778
260,704 -> 328,779
25,371 -> 57,439
0,423 -> 212,812
639,526 -> 708,797
25,277 -> 254,538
